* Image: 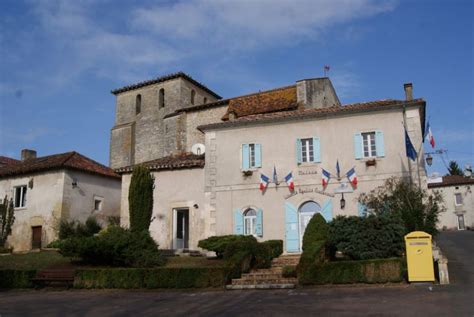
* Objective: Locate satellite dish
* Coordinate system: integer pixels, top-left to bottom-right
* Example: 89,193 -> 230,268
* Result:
191,143 -> 205,155
464,164 -> 472,177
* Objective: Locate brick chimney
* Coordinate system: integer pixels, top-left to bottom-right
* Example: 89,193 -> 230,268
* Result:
21,149 -> 37,161
404,83 -> 413,101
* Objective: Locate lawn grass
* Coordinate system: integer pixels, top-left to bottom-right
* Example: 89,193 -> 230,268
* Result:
164,256 -> 224,268
0,251 -> 71,270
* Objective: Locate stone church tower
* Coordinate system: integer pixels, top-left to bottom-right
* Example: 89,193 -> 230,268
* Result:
109,72 -> 222,169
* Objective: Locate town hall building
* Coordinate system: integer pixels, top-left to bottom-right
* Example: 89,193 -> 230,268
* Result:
111,72 -> 427,253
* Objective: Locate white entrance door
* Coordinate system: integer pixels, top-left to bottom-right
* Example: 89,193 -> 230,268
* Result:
298,201 -> 321,251
457,214 -> 466,230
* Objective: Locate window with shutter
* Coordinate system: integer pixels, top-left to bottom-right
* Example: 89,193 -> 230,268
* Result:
241,143 -> 261,169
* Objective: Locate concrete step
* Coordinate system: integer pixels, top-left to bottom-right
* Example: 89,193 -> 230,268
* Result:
251,267 -> 283,274
226,283 -> 295,290
240,273 -> 284,280
231,278 -> 297,285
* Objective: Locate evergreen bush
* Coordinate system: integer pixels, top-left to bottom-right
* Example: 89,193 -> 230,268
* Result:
128,165 -> 154,232
0,196 -> 15,248
58,217 -> 102,240
298,214 -> 329,274
198,235 -> 256,258
328,214 -> 405,260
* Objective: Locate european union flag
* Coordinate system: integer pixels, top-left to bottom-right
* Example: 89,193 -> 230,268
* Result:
405,130 -> 417,161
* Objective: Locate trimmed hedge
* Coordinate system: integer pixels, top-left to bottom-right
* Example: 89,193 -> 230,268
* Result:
74,267 -> 228,289
298,214 -> 329,274
299,258 -> 406,285
198,235 -> 257,258
0,270 -> 36,288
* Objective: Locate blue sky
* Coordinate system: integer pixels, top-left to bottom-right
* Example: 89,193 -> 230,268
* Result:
0,0 -> 472,175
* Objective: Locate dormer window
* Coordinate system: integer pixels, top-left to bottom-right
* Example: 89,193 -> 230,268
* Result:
159,88 -> 165,108
191,89 -> 196,105
136,94 -> 142,115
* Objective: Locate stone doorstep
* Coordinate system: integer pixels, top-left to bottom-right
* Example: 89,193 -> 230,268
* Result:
240,274 -> 285,280
226,283 -> 296,290
231,278 -> 298,286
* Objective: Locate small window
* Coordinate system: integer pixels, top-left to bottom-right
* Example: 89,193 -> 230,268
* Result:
14,185 -> 27,208
300,138 -> 314,163
191,89 -> 196,105
159,88 -> 165,108
362,132 -> 377,158
242,143 -> 261,169
94,197 -> 103,211
136,94 -> 142,115
244,209 -> 257,236
203,97 -> 207,104
454,193 -> 463,206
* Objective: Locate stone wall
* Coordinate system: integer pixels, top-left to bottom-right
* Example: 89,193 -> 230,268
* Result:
110,78 -> 219,168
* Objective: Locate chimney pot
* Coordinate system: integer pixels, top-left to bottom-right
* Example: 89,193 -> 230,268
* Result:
404,83 -> 413,101
21,149 -> 37,161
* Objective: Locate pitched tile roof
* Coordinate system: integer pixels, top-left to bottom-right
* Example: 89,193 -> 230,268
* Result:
221,85 -> 298,120
199,99 -> 426,131
0,156 -> 20,167
0,152 -> 120,179
115,153 -> 205,174
428,175 -> 474,188
111,71 -> 222,98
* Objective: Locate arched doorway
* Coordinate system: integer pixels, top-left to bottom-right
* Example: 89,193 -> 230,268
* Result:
298,201 -> 321,248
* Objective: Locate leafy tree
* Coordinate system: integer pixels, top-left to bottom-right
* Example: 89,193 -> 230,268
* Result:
359,178 -> 444,236
447,160 -> 463,176
128,165 -> 154,232
0,196 -> 15,247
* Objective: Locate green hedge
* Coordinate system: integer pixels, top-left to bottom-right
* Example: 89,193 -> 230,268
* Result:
74,267 -> 228,289
299,258 -> 406,285
0,270 -> 36,288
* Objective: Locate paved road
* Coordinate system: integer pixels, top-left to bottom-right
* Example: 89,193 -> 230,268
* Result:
0,231 -> 472,317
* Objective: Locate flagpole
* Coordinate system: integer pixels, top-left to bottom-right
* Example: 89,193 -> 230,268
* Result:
402,105 -> 413,186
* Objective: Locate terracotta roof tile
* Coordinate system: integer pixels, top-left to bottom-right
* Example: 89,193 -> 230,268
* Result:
115,153 -> 204,173
111,72 -> 222,98
222,85 -> 298,120
0,156 -> 20,167
0,152 -> 120,179
428,175 -> 474,188
199,99 -> 426,131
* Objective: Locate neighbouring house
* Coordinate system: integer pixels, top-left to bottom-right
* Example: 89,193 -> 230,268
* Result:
0,149 -> 121,252
112,72 -> 427,253
428,175 -> 474,230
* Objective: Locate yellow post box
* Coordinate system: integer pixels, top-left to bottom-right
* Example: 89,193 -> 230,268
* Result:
404,231 -> 435,282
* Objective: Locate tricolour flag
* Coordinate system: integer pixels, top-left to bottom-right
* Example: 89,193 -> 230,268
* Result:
425,121 -> 435,148
260,174 -> 270,192
346,167 -> 358,186
405,129 -> 417,161
322,169 -> 331,187
284,172 -> 295,191
336,160 -> 341,178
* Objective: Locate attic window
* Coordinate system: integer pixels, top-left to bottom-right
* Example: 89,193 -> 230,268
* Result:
159,89 -> 165,108
136,94 -> 142,115
191,89 -> 196,105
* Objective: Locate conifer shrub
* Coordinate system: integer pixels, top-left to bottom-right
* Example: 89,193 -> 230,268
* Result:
58,217 -> 102,240
327,214 -> 405,260
0,196 -> 15,248
128,165 -> 154,232
198,235 -> 256,258
298,213 -> 329,275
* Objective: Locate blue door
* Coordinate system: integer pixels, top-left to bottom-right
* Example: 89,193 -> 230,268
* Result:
285,202 -> 299,253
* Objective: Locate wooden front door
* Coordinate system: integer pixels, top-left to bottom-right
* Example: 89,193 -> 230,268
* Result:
32,226 -> 42,249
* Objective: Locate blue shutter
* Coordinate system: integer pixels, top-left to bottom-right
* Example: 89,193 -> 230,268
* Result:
354,133 -> 363,159
375,130 -> 385,157
256,208 -> 263,237
321,199 -> 333,222
313,137 -> 321,163
285,202 -> 299,252
242,144 -> 250,170
357,203 -> 367,217
234,209 -> 244,234
254,144 -> 262,168
296,139 -> 302,164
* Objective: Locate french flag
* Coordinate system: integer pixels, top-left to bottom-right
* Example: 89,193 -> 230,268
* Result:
322,169 -> 331,187
284,172 -> 295,191
260,174 -> 270,192
425,121 -> 435,148
346,167 -> 358,186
